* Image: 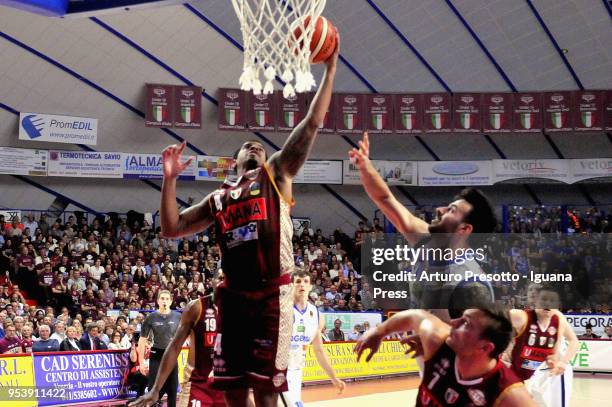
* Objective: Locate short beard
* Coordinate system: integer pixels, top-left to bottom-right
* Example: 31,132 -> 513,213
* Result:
243,158 -> 260,171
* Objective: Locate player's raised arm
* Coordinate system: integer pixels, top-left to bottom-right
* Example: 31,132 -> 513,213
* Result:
348,133 -> 428,245
312,315 -> 345,393
129,299 -> 201,407
268,35 -> 339,182
160,141 -> 214,238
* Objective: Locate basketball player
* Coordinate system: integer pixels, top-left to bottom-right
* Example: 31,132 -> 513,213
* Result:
348,132 -> 497,319
281,270 -> 345,407
129,293 -> 225,407
156,37 -> 340,407
507,285 -> 579,407
354,307 -> 537,406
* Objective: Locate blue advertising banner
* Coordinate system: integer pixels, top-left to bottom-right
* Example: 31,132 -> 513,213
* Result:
122,153 -> 196,180
33,350 -> 130,406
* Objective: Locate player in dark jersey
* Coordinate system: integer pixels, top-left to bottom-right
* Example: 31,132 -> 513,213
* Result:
354,307 -> 537,407
129,294 -> 225,407
150,36 -> 339,407
506,285 -> 578,406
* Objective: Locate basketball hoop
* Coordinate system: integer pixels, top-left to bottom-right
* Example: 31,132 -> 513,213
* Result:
231,0 -> 327,98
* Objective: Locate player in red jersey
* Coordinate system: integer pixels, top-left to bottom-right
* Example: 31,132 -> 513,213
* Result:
129,294 -> 225,407
355,307 -> 537,407
144,37 -> 339,407
506,285 -> 579,406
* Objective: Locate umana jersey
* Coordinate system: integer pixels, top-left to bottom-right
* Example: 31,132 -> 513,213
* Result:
511,310 -> 559,381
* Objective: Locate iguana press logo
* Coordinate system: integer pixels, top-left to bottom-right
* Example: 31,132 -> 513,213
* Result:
21,114 -> 45,139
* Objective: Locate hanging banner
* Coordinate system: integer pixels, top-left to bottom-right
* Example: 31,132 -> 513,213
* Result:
276,91 -> 306,132
513,92 -> 542,133
418,161 -> 492,186
19,112 -> 98,145
247,92 -> 276,131
145,84 -> 174,127
492,159 -> 571,183
343,160 -> 416,186
294,161 -> 342,184
173,85 -> 202,129
482,93 -> 512,133
570,158 -> 612,183
394,93 -> 423,134
572,90 -> 604,131
604,90 -> 612,131
123,153 -> 196,180
48,150 -> 122,178
423,93 -> 451,132
543,91 -> 573,132
365,94 -> 393,134
336,93 -> 365,134
0,147 -> 47,176
195,155 -> 236,181
218,88 -> 247,130
453,93 -> 481,132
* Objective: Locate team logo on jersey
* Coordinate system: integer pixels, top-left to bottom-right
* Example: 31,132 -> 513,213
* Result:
467,389 -> 486,406
225,222 -> 259,248
205,308 -> 215,318
539,336 -> 547,346
309,310 -> 314,317
272,373 -> 286,387
445,388 -> 459,404
249,181 -> 260,196
547,337 -> 556,348
230,187 -> 242,200
548,326 -> 557,336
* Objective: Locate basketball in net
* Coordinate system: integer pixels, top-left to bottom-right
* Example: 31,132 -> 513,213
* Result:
291,16 -> 337,64
231,0 -> 328,98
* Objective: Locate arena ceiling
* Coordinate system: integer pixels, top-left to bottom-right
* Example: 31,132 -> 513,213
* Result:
0,0 -> 611,225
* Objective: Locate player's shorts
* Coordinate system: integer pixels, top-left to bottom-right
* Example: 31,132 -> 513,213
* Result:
525,361 -> 573,407
178,377 -> 226,407
279,368 -> 303,407
212,276 -> 293,393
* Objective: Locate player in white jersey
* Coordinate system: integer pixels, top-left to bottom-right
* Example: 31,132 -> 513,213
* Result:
280,270 -> 345,407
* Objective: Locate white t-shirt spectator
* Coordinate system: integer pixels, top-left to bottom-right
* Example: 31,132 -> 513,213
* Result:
89,265 -> 104,281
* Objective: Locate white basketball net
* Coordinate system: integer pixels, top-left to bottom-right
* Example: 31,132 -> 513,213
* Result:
231,0 -> 327,98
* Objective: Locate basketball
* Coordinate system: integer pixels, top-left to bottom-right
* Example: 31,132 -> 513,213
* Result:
292,15 -> 337,64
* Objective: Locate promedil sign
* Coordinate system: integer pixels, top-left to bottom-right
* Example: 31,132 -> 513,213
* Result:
19,112 -> 97,145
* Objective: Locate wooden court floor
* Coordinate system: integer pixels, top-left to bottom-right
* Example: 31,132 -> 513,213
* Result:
303,373 -> 612,406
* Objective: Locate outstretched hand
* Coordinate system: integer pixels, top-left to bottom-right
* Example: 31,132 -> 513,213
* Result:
127,390 -> 159,407
348,132 -> 371,170
162,141 -> 194,179
400,333 -> 424,358
325,32 -> 340,71
354,327 -> 383,363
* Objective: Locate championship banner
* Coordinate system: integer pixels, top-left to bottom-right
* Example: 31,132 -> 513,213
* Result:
322,312 -> 382,336
302,340 -> 419,382
570,158 -> 612,183
145,84 -> 174,127
423,93 -> 451,132
0,147 -> 47,176
418,161 -> 492,186
307,92 -> 336,133
294,160 -> 342,184
572,90 -> 604,131
48,150 -> 122,178
394,93 -> 423,134
453,93 -> 481,132
513,92 -> 542,133
123,153 -> 196,180
276,91 -> 306,132
343,160 -> 416,186
0,353 -> 36,407
33,350 -> 130,406
492,159 -> 571,183
565,313 -> 612,336
195,155 -> 235,181
543,91 -> 573,132
365,94 -> 393,134
482,93 -> 512,133
218,88 -> 247,130
18,112 -> 98,146
604,90 -> 612,131
571,340 -> 612,373
336,93 -> 364,134
247,92 -> 275,131
173,85 -> 202,129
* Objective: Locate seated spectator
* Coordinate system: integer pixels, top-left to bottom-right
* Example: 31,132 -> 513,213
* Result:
59,326 -> 81,351
579,323 -> 601,339
347,324 -> 363,341
21,324 -> 34,352
0,324 -> 21,354
80,323 -> 107,351
330,319 -> 345,341
32,325 -> 60,352
108,330 -> 123,350
50,321 -> 66,343
601,325 -> 612,339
